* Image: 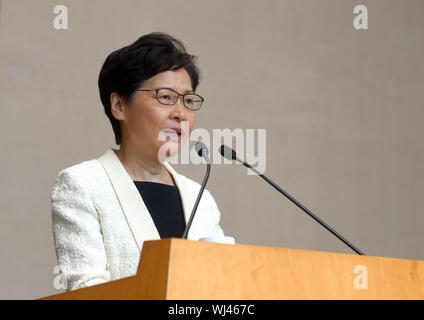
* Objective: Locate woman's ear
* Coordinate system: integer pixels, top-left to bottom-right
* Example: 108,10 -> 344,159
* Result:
110,92 -> 126,121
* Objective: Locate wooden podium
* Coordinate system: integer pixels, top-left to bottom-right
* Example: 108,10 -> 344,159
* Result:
41,238 -> 424,300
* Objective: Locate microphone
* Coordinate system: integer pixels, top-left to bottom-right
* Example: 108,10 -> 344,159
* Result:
182,142 -> 211,239
219,144 -> 366,255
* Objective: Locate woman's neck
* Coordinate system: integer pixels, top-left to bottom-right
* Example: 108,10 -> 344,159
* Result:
113,146 -> 175,186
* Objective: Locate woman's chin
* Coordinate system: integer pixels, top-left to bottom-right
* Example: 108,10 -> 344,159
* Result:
157,140 -> 183,162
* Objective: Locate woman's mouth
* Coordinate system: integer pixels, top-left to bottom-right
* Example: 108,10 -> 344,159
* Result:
161,128 -> 182,142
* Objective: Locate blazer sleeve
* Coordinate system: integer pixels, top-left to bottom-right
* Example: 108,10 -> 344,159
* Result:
204,189 -> 226,239
50,168 -> 111,291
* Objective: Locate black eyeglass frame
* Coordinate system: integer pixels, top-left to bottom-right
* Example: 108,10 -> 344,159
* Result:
136,88 -> 204,111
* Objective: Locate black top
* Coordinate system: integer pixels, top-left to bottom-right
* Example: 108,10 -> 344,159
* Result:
133,181 -> 186,238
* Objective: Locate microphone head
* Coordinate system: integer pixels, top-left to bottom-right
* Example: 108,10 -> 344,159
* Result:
219,144 -> 237,160
195,142 -> 209,157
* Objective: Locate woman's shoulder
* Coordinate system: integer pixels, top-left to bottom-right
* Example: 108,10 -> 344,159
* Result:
52,157 -> 105,191
58,158 -> 102,176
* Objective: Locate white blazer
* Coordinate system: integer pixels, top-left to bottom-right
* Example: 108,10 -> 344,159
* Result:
50,148 -> 225,291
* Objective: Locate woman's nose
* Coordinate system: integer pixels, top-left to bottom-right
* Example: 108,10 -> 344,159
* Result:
171,97 -> 186,119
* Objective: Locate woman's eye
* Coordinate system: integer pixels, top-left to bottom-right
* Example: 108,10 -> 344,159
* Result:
184,98 -> 193,104
161,95 -> 171,100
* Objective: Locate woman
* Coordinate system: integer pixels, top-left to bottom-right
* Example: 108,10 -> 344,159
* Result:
50,32 -> 226,291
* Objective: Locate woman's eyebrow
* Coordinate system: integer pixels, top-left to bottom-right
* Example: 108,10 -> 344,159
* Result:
158,86 -> 194,93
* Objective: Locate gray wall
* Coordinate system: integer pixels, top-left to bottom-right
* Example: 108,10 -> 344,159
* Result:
0,0 -> 423,299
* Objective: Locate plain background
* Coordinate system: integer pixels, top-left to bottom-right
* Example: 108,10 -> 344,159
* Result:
0,0 -> 423,299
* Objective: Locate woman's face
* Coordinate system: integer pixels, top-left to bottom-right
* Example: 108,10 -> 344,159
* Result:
112,68 -> 196,161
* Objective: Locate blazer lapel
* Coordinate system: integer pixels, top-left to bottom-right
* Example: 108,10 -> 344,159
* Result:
98,148 -> 160,252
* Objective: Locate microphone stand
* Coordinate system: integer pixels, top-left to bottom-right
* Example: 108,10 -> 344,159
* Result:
235,155 -> 366,256
182,150 -> 211,239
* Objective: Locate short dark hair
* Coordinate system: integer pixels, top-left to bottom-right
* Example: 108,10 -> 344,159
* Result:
98,32 -> 201,145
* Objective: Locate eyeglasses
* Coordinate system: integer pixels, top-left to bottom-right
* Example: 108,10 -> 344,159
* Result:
136,88 -> 204,111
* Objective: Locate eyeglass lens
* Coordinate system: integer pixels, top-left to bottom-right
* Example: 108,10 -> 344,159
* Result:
156,88 -> 202,110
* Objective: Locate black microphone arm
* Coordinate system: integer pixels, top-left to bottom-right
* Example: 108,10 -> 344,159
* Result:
182,142 -> 211,239
219,144 -> 366,255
